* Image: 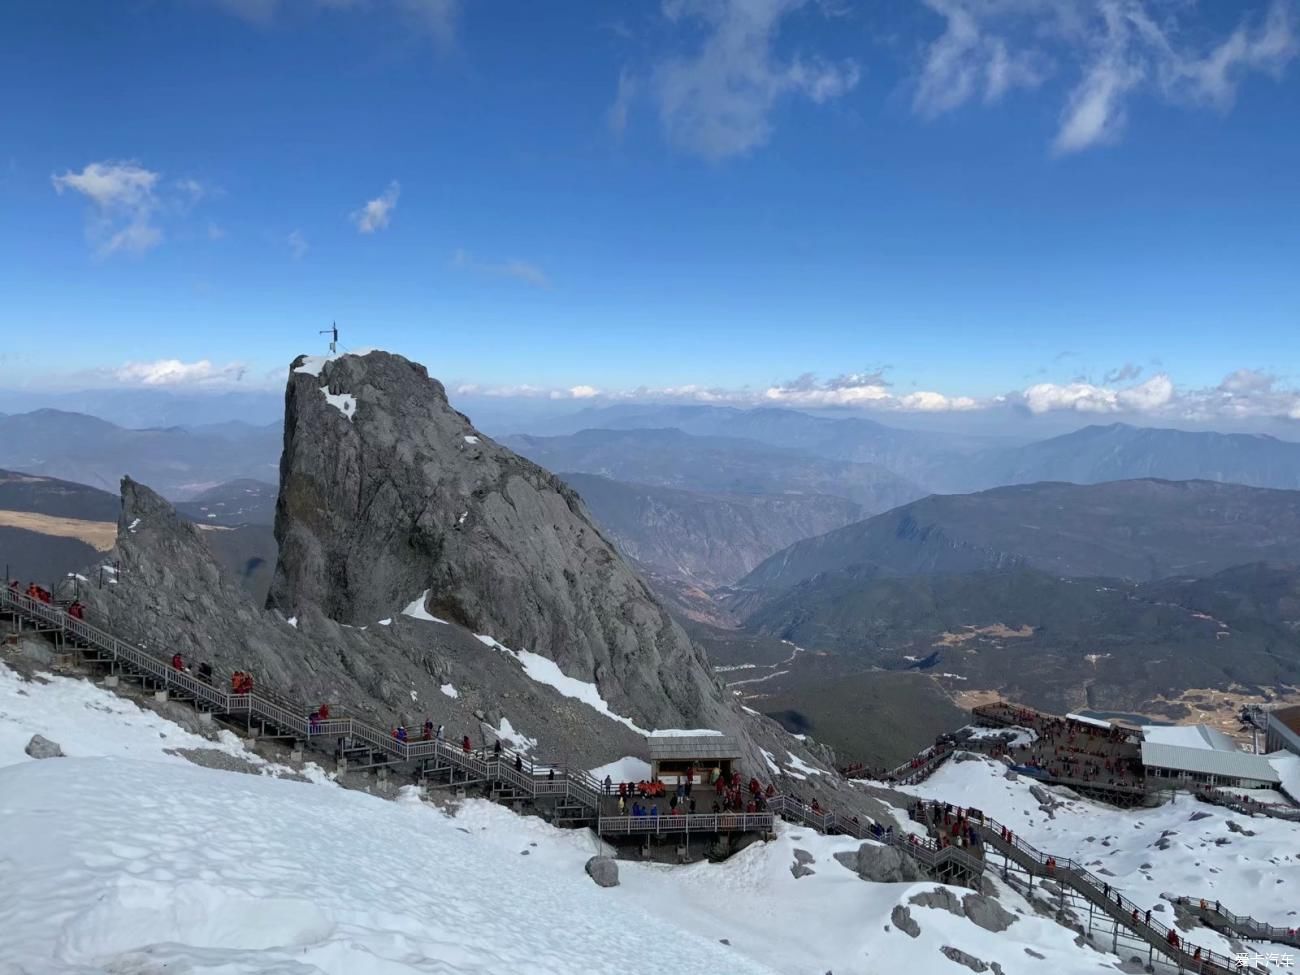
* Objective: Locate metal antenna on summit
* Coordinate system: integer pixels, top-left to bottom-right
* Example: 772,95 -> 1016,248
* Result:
320,322 -> 339,354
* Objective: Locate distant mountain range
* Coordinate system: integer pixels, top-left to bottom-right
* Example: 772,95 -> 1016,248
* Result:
560,472 -> 862,587
0,410 -> 281,499
737,561 -> 1300,717
503,428 -> 925,512
526,404 -> 995,486
518,405 -> 1300,495
964,422 -> 1300,492
735,479 -> 1300,595
174,479 -> 277,526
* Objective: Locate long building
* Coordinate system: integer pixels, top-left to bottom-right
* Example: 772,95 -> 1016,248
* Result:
1139,722 -> 1284,789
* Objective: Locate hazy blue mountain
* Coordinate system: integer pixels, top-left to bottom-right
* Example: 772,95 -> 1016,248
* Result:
502,428 -> 925,512
525,404 -> 991,487
0,410 -> 280,499
175,479 -> 278,526
736,479 -> 1300,595
560,472 -> 863,586
524,409 -> 1300,495
0,388 -> 284,428
967,422 -> 1300,491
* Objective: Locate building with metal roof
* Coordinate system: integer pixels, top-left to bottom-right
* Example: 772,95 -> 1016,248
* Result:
1140,724 -> 1238,752
647,734 -> 740,785
1141,741 -> 1280,789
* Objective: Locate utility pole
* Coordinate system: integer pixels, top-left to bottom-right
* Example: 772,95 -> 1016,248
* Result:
320,322 -> 339,354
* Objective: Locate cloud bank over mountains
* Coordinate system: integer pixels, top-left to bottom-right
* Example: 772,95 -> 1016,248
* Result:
457,366 -> 1300,422
11,354 -> 1297,424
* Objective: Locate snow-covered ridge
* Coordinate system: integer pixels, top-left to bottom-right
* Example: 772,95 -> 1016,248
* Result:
3,661 -> 1263,975
0,666 -> 1109,975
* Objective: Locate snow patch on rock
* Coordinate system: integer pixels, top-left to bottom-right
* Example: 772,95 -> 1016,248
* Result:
402,590 -> 449,624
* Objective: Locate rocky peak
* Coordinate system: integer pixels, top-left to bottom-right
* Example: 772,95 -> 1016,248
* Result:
268,350 -> 733,733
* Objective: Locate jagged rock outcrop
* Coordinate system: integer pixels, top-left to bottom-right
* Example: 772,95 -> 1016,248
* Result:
76,478 -> 647,769
269,350 -> 735,735
60,352 -> 857,810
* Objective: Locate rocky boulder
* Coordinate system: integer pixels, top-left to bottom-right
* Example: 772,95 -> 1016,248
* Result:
940,946 -> 990,972
24,735 -> 63,759
585,856 -> 619,888
835,843 -> 926,883
891,904 -> 921,938
962,893 -> 1017,933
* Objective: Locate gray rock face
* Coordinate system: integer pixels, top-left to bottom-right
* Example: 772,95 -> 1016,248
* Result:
78,478 -> 648,770
59,354 -> 850,807
269,351 -> 734,736
910,887 -> 964,917
24,734 -> 63,759
961,893 -> 1017,933
940,946 -> 989,972
891,905 -> 921,938
835,843 -> 927,883
585,855 -> 619,888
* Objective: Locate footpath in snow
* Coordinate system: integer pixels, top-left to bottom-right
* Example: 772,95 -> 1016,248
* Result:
892,754 -> 1300,953
0,665 -> 1168,974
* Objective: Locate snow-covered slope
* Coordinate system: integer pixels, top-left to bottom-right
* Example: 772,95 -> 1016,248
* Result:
894,755 -> 1300,947
0,667 -> 1124,975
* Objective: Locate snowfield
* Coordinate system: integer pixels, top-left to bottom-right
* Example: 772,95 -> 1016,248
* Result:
0,666 -> 1266,974
0,665 -> 325,781
893,754 -> 1300,947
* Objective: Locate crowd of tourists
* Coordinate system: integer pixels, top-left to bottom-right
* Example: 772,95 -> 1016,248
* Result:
608,770 -> 782,818
976,707 -> 1143,788
909,800 -> 985,852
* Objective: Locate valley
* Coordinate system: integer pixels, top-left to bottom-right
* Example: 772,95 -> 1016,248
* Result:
6,398 -> 1300,770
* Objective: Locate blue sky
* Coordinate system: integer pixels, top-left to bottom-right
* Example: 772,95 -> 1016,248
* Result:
2,0 -> 1299,425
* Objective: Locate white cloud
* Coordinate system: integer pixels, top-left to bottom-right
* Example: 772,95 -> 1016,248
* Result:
51,161 -> 164,257
1170,0 -> 1297,110
908,0 -> 1298,154
1021,372 -> 1174,414
1055,0 -> 1297,153
650,0 -> 860,160
52,160 -> 217,257
914,0 -> 1048,117
113,359 -> 249,387
351,181 -> 400,233
607,68 -> 637,137
451,249 -> 550,288
458,374 -> 980,413
287,229 -> 309,259
457,366 -> 1300,422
